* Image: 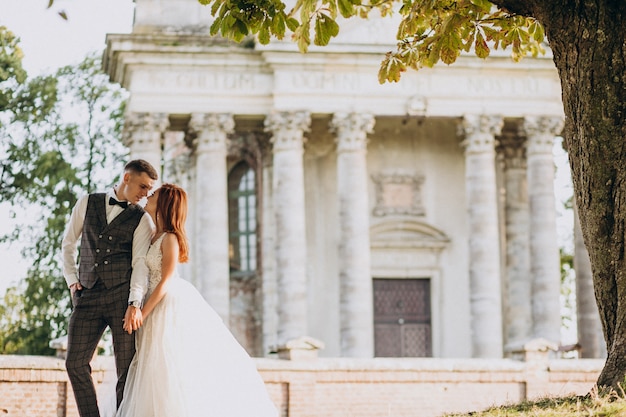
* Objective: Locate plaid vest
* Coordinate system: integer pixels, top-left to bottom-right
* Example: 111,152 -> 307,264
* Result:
78,193 -> 145,289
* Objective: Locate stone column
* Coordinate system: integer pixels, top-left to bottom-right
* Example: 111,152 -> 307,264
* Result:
261,161 -> 279,355
574,200 -> 606,358
460,114 -> 504,358
330,112 -> 375,358
123,112 -> 169,175
264,111 -> 311,345
188,113 -> 234,322
522,116 -> 564,344
500,134 -> 533,353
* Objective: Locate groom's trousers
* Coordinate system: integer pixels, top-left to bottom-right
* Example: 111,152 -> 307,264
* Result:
66,280 -> 135,417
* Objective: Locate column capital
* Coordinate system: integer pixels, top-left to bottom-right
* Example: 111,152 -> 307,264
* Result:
459,114 -> 503,154
522,116 -> 564,155
189,113 -> 234,153
123,112 -> 169,147
264,111 -> 311,152
330,112 -> 375,152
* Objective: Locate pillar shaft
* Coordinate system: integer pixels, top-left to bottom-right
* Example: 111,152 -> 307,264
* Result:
523,116 -> 564,343
500,135 -> 533,352
461,114 -> 504,358
574,200 -> 606,358
189,113 -> 234,322
331,112 -> 375,357
265,111 -> 311,344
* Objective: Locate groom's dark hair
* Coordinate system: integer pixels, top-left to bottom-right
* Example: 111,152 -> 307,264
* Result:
125,159 -> 159,180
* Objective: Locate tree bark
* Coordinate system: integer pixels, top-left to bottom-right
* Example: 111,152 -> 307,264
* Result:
495,0 -> 626,389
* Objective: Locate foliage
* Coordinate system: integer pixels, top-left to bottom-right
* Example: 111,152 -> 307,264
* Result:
0,26 -> 27,114
0,53 -> 128,355
560,247 -> 575,333
196,0 -> 545,82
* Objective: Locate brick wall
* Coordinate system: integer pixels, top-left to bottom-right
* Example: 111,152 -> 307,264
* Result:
0,345 -> 604,417
0,355 -> 106,417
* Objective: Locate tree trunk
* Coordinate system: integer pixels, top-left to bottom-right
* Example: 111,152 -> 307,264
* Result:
544,2 -> 626,389
497,0 -> 626,389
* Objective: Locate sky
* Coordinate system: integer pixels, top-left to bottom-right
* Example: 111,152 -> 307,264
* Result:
0,0 -> 135,294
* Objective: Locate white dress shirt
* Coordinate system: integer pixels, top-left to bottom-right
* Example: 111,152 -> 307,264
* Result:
61,189 -> 155,304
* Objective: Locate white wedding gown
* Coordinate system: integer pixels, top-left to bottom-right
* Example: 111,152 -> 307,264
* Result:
113,233 -> 278,417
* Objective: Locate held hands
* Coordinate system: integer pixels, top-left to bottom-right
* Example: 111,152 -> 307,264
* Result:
69,282 -> 83,295
123,305 -> 144,334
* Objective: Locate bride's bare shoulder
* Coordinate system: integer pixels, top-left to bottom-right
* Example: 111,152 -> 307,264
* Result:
162,232 -> 179,248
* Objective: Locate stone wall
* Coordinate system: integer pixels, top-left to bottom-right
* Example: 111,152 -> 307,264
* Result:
0,344 -> 603,417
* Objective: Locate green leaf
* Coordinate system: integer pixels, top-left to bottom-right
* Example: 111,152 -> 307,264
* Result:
482,25 -> 499,41
337,0 -> 355,18
398,16 -> 418,39
378,52 -> 406,83
270,12 -> 283,38
314,13 -> 339,46
221,14 -> 238,38
469,0 -> 492,13
286,17 -> 300,32
294,20 -> 311,52
234,19 -> 250,41
438,34 -> 462,65
209,18 -> 221,36
529,20 -> 545,43
259,24 -> 271,44
474,30 -> 490,58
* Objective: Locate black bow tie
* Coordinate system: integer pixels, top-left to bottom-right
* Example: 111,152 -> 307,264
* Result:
109,197 -> 128,209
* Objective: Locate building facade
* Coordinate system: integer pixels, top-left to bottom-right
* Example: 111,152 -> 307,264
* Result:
104,0 -> 603,359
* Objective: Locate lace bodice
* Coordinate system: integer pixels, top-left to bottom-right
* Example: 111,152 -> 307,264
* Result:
145,233 -> 167,293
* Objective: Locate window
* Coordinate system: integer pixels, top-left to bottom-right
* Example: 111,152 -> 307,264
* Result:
228,162 -> 257,276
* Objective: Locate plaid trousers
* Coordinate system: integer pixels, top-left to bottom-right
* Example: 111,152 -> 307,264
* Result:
66,280 -> 135,417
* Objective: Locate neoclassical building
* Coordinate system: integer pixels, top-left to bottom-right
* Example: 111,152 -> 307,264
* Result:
103,0 -> 603,359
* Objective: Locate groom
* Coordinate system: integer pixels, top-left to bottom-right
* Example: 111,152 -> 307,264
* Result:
62,159 -> 158,417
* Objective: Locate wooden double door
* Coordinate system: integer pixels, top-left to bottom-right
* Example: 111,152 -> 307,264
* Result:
373,278 -> 432,357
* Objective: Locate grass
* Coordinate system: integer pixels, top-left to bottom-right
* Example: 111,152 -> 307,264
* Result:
444,386 -> 626,416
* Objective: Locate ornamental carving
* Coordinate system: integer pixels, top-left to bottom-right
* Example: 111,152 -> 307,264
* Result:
189,113 -> 235,153
123,112 -> 169,148
458,114 -> 503,154
521,116 -> 564,155
264,111 -> 311,152
330,113 -> 375,152
372,171 -> 425,217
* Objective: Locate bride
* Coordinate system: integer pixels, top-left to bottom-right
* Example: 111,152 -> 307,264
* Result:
114,183 -> 278,417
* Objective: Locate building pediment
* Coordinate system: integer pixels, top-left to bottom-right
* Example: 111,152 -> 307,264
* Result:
370,219 -> 450,251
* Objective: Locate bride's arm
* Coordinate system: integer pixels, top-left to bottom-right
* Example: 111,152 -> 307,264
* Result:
141,233 -> 179,319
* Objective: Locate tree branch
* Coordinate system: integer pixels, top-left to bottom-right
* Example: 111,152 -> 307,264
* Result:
489,0 -> 539,17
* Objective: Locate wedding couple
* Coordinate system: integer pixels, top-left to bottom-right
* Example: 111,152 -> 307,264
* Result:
62,159 -> 278,417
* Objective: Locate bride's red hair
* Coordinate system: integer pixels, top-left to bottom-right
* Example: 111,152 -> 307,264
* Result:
156,183 -> 189,263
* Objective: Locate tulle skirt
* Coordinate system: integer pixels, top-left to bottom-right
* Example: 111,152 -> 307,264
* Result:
111,277 -> 278,417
